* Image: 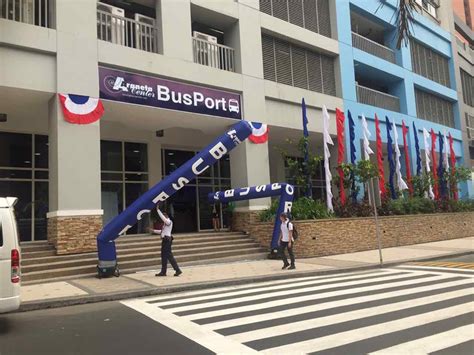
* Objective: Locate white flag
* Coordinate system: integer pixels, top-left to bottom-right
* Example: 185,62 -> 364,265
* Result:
392,121 -> 408,192
422,128 -> 435,199
322,106 -> 334,212
361,115 -> 374,160
443,131 -> 449,172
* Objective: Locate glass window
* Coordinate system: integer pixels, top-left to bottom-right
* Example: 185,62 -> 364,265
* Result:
0,132 -> 32,168
101,183 -> 123,226
34,135 -> 49,169
101,140 -> 122,171
164,150 -> 195,175
0,170 -> 32,179
125,142 -> 148,172
125,183 -> 149,234
34,182 -> 48,241
0,181 -> 32,242
220,155 -> 231,179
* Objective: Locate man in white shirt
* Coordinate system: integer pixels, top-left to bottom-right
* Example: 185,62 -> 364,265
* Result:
150,206 -> 182,277
278,213 -> 295,270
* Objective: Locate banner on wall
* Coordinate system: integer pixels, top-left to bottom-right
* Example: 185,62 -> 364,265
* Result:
99,67 -> 242,120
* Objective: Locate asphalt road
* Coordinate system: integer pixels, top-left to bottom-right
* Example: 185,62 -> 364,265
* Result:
1,264 -> 472,355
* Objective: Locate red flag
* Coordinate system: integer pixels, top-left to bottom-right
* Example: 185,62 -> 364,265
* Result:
401,121 -> 413,196
430,129 -> 439,200
448,133 -> 458,200
375,114 -> 386,197
336,108 -> 346,205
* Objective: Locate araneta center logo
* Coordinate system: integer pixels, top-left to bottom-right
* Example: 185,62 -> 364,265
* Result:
104,76 -> 155,98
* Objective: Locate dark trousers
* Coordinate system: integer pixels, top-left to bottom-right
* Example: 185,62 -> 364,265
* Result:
279,241 -> 295,266
161,237 -> 180,274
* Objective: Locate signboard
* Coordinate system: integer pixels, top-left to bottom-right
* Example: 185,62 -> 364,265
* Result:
99,67 -> 242,120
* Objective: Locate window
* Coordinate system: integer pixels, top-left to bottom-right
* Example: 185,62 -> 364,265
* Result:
101,140 -> 149,234
0,216 -> 3,246
415,89 -> 455,127
262,34 -> 336,95
460,69 -> 474,107
284,157 -> 326,200
410,39 -> 450,87
260,0 -> 331,38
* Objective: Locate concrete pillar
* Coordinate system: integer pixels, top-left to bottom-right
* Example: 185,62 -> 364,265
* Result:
47,0 -> 102,255
148,137 -> 163,187
156,0 -> 193,61
230,3 -> 270,211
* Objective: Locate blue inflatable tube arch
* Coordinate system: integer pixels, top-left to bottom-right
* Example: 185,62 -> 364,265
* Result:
208,183 -> 295,250
97,120 -> 253,265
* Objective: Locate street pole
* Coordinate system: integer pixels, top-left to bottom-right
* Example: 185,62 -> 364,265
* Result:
369,177 -> 383,267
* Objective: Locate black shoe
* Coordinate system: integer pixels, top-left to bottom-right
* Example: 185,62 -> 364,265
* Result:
155,273 -> 166,277
288,265 -> 296,270
174,270 -> 182,277
282,264 -> 290,270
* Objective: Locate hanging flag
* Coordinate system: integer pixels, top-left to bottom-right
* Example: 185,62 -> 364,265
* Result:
386,116 -> 397,199
361,115 -> 374,160
430,129 -> 439,200
336,108 -> 347,205
302,98 -> 312,198
401,121 -> 413,195
248,122 -> 269,144
438,132 -> 446,199
422,128 -> 435,200
58,94 -> 104,125
348,110 -> 357,201
375,114 -> 386,197
323,106 -> 334,212
413,122 -> 422,176
393,121 -> 409,194
448,133 -> 458,200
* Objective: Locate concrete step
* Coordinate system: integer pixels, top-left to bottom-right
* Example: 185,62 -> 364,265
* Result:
116,235 -> 249,250
21,248 -> 267,282
21,243 -> 55,253
115,231 -> 243,244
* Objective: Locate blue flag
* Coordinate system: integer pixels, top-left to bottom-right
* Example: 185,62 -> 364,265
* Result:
438,131 -> 446,198
386,116 -> 397,199
412,122 -> 422,176
302,98 -> 312,198
348,110 -> 357,201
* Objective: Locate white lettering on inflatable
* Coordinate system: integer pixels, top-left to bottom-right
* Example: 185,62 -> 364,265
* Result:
152,191 -> 170,204
214,192 -> 220,200
226,129 -> 242,145
194,92 -> 204,106
286,184 -> 294,196
256,185 -> 266,192
157,85 -> 170,101
224,189 -> 235,198
271,183 -> 282,190
172,177 -> 190,191
192,158 -> 209,175
239,187 -> 250,196
284,201 -> 293,213
137,209 -> 150,220
210,142 -> 227,160
119,225 -> 132,235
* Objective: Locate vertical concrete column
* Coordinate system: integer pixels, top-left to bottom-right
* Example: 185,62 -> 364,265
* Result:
148,137 -> 163,187
230,3 -> 270,212
156,0 -> 193,60
47,0 -> 102,254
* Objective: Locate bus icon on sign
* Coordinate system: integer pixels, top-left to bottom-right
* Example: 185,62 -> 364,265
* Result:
228,99 -> 240,114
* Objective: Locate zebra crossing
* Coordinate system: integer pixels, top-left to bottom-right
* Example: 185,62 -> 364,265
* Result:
122,265 -> 474,354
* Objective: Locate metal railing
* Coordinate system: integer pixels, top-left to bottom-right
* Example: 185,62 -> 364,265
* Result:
352,32 -> 396,64
0,0 -> 53,28
97,10 -> 158,54
356,84 -> 400,112
192,37 -> 235,72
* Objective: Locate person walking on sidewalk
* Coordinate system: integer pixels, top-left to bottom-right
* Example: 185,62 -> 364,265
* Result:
278,213 -> 295,270
150,206 -> 182,277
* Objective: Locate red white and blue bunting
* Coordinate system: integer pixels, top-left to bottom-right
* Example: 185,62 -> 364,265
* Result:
248,122 -> 269,144
58,94 -> 104,125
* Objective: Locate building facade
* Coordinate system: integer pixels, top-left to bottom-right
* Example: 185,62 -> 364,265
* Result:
0,0 -> 470,250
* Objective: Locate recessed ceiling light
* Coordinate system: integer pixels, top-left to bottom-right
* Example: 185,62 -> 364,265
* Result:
168,152 -> 175,156
35,153 -> 41,156
133,150 -> 140,153
25,161 -> 31,164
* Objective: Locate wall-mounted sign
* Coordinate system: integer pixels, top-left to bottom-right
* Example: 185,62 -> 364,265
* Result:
99,67 -> 242,120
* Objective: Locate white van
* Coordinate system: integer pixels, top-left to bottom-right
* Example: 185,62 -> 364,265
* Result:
0,197 -> 21,313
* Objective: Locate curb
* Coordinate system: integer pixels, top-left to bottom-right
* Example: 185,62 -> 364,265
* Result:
18,249 -> 473,312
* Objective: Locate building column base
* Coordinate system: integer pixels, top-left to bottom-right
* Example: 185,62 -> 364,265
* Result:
47,211 -> 103,255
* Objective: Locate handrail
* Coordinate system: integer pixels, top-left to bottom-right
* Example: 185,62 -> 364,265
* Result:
0,0 -> 53,28
356,84 -> 400,112
192,37 -> 235,72
352,32 -> 396,64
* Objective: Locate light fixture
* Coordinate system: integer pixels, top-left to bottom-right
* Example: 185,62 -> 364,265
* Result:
168,152 -> 175,156
35,153 -> 41,156
133,150 -> 140,153
24,161 -> 31,164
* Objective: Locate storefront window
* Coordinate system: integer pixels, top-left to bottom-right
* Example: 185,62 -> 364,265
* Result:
284,157 -> 326,201
0,132 -> 48,242
101,140 -> 149,234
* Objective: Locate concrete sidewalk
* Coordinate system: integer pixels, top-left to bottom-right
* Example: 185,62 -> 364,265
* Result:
19,237 -> 473,311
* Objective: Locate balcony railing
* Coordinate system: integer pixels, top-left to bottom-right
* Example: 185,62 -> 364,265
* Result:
356,84 -> 400,112
0,0 -> 53,28
192,37 -> 235,72
352,32 -> 396,64
97,10 -> 158,54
